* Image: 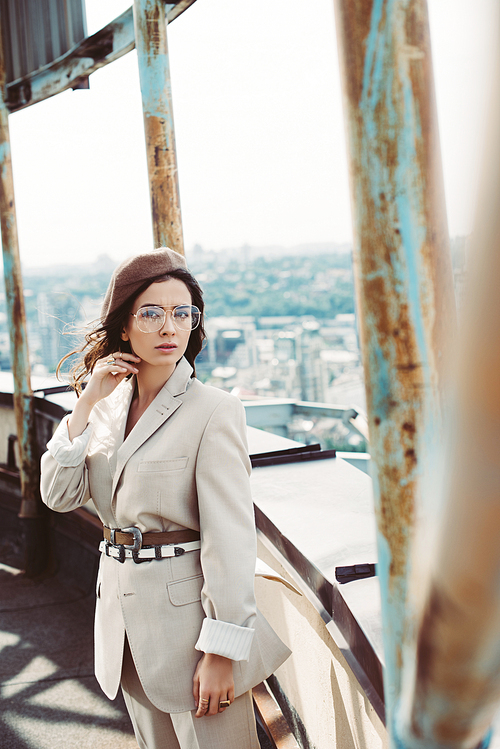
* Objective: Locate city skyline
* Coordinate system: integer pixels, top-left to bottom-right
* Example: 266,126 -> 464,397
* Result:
0,241 -> 467,428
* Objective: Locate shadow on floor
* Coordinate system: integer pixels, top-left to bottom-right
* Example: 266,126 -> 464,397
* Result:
0,535 -> 136,749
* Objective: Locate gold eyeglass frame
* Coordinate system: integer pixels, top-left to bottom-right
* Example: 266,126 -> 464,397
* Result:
130,304 -> 201,333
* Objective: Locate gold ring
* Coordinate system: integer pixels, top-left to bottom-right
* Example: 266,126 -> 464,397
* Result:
219,700 -> 230,708
106,357 -> 116,365
199,698 -> 209,704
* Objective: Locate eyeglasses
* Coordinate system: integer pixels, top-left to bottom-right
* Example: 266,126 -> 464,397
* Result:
131,305 -> 201,333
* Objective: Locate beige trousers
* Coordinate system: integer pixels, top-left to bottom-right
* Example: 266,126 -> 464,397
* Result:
121,638 -> 260,749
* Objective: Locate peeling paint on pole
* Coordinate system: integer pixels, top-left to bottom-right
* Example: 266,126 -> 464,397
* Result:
133,0 -> 184,253
332,0 -> 456,736
0,18 -> 40,524
395,46 -> 500,749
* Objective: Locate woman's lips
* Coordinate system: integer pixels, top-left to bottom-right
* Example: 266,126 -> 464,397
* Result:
155,343 -> 177,350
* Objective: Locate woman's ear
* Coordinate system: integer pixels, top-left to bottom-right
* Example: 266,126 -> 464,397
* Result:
121,328 -> 129,342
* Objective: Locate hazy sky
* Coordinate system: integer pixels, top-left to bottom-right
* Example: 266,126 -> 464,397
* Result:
3,0 -> 499,268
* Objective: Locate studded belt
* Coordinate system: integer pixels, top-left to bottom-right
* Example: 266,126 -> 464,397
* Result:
99,539 -> 201,562
101,526 -> 201,564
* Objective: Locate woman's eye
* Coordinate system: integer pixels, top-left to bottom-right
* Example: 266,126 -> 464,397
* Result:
141,308 -> 162,320
174,307 -> 190,319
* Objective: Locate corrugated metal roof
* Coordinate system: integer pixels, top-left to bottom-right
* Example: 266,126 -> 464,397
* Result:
0,0 -> 87,83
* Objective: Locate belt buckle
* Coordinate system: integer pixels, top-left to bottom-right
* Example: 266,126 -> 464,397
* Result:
107,527 -> 143,564
120,527 -> 143,552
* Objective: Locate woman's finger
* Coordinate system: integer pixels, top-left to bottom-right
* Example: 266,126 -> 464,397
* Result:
98,352 -> 139,367
192,666 -> 200,706
218,694 -> 230,713
97,354 -> 137,375
207,693 -> 222,717
109,352 -> 140,363
195,696 -> 210,718
193,657 -> 206,717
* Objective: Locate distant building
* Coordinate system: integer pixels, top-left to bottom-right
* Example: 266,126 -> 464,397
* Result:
36,293 -> 59,373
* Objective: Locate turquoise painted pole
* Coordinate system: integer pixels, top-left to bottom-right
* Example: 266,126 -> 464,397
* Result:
332,0 -> 456,737
0,12 -> 48,574
395,51 -> 500,749
133,0 -> 184,253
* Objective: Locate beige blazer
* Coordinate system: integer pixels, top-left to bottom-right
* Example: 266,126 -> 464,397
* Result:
40,357 -> 290,713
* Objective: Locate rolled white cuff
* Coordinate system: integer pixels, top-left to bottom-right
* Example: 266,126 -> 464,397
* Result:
195,618 -> 255,662
46,414 -> 93,467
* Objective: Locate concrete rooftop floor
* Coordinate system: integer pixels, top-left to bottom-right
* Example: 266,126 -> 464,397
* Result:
0,536 -> 137,749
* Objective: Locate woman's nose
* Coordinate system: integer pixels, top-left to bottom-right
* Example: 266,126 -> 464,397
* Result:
160,311 -> 176,334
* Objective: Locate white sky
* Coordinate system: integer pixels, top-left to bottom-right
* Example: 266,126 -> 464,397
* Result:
3,0 -> 499,268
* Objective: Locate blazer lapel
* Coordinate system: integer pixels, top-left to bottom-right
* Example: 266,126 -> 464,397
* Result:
111,358 -> 193,498
106,377 -> 135,479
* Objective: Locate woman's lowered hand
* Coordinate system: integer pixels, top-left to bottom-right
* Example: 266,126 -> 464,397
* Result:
193,653 -> 235,717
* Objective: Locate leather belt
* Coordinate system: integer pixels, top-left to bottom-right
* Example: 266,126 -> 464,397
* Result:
103,526 -> 200,548
101,526 -> 201,564
99,539 -> 201,561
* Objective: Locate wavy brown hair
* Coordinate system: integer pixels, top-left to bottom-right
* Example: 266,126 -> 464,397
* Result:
57,268 -> 206,394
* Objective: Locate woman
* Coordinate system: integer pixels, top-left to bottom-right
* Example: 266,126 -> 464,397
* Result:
40,247 -> 290,749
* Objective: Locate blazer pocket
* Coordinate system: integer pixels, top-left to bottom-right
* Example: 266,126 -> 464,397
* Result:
167,574 -> 204,606
138,457 -> 188,472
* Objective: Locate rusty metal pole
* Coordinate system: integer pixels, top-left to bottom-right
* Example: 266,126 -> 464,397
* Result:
332,0 -> 456,734
133,0 -> 184,254
396,48 -> 500,749
0,17 -> 49,575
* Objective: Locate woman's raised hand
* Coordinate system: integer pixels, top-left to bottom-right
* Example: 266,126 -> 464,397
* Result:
193,653 -> 235,718
67,352 -> 140,442
81,352 -> 141,407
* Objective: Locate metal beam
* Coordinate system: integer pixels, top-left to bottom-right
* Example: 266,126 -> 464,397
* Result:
332,0 -> 456,736
134,0 -> 184,252
396,47 -> 500,749
0,16 -> 48,574
4,1 -> 197,114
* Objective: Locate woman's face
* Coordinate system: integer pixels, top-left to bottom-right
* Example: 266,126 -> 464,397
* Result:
121,278 -> 192,370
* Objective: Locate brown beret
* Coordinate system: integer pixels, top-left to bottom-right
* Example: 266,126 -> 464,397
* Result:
101,247 -> 187,322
